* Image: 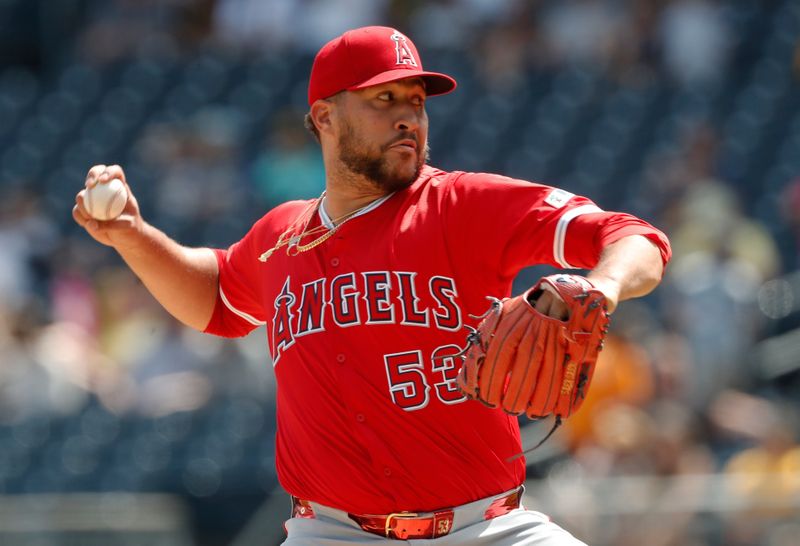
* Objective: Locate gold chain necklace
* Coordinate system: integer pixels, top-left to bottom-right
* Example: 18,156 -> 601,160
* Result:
258,192 -> 374,263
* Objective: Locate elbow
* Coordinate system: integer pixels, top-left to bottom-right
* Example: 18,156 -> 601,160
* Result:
643,261 -> 665,296
640,241 -> 667,296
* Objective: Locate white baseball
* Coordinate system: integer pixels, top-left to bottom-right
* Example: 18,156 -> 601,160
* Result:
84,178 -> 128,221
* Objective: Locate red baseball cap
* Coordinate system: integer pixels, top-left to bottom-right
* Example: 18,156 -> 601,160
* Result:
308,26 -> 457,105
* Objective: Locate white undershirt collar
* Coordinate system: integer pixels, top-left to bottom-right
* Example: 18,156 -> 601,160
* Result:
318,192 -> 395,229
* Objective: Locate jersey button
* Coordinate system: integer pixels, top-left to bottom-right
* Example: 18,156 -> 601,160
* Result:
383,468 -> 392,477
330,257 -> 340,267
336,354 -> 346,364
356,413 -> 365,423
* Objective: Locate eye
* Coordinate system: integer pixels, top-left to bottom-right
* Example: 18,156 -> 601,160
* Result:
377,91 -> 393,101
411,95 -> 425,107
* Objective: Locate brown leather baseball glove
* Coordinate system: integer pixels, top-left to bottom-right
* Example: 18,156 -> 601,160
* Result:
457,274 -> 610,422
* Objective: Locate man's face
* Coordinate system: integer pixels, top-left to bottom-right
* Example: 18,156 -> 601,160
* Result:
333,78 -> 429,192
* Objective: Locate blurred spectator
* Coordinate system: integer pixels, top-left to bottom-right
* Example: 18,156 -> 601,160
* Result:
779,178 -> 800,271
89,0 -> 214,59
0,300 -> 52,422
136,107 -> 247,245
541,0 -> 624,68
408,0 -> 474,51
716,391 -> 800,541
648,329 -> 696,401
408,0 -> 523,51
250,110 -> 325,206
670,180 -> 780,280
214,0 -> 392,53
634,120 -> 781,406
641,121 -> 721,219
93,267 -> 269,415
127,319 -> 216,417
49,243 -> 101,338
475,14 -> 542,92
794,35 -> 800,78
659,0 -> 732,87
563,328 -> 656,450
95,267 -> 215,415
31,319 -> 110,416
460,0 -> 520,24
76,0 -> 188,63
0,189 -> 58,312
573,397 -> 713,478
212,0 -> 298,52
295,0 -> 390,52
607,0 -> 661,84
664,249 -> 763,408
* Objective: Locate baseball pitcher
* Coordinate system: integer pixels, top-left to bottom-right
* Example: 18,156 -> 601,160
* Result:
73,26 -> 671,545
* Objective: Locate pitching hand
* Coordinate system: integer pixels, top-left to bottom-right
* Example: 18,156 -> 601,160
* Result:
73,164 -> 143,248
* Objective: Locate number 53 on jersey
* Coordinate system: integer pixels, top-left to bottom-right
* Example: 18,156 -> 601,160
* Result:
384,344 -> 467,411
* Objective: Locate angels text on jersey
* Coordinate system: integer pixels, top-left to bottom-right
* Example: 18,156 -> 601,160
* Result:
270,271 -> 468,411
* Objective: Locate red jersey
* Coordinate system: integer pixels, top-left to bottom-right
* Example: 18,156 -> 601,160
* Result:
204,165 -> 671,514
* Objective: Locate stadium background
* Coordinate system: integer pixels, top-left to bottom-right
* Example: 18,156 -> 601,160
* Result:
1,0 -> 800,544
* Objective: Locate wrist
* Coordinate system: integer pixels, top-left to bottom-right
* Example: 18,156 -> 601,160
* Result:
585,273 -> 621,313
112,219 -> 155,256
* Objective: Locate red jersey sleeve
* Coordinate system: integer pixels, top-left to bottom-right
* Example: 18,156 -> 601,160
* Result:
563,210 -> 672,271
443,171 -> 670,281
203,221 -> 268,338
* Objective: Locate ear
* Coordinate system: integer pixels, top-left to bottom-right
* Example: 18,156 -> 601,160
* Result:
310,99 -> 336,137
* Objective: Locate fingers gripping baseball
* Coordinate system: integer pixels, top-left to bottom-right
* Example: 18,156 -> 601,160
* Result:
456,274 -> 610,423
74,164 -> 142,247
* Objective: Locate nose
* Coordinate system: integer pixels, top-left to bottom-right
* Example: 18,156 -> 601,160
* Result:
395,118 -> 419,132
394,104 -> 421,133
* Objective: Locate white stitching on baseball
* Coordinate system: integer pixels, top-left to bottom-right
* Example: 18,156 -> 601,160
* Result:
106,185 -> 123,219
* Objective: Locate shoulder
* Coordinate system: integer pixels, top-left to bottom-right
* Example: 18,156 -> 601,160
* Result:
251,199 -> 317,235
419,165 -> 499,185
455,171 -> 549,191
421,165 -> 547,190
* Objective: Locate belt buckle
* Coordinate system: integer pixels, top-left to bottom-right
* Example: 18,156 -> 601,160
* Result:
384,512 -> 418,538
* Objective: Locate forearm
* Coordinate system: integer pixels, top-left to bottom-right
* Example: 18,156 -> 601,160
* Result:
586,234 -> 665,312
115,222 -> 219,330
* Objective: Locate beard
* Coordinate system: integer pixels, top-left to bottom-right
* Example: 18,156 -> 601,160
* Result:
337,120 -> 430,193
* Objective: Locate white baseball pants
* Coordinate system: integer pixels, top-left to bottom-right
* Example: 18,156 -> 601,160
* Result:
281,489 -> 588,545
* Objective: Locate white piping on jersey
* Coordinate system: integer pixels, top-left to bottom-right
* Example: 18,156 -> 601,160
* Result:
553,204 -> 604,269
318,193 -> 396,229
220,286 -> 266,326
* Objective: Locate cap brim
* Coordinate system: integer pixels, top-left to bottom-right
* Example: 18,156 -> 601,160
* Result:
349,69 -> 457,97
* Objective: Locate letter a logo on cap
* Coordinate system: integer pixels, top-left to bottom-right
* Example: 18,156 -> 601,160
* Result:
391,30 -> 418,67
